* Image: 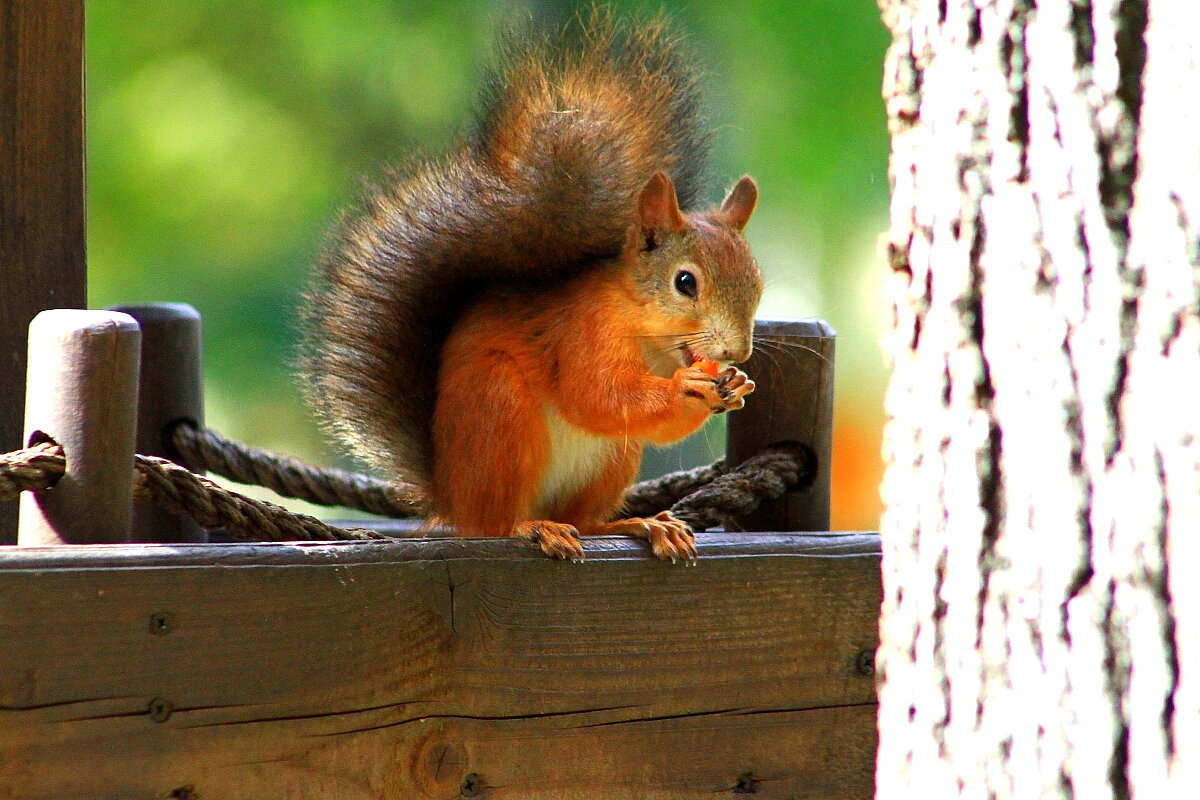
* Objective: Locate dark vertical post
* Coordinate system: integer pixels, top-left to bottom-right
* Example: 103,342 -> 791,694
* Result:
0,1 -> 87,544
726,319 -> 836,532
18,310 -> 141,546
109,303 -> 207,543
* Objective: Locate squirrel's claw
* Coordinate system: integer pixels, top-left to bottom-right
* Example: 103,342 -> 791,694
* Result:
715,366 -> 754,411
638,511 -> 696,562
680,364 -> 754,415
513,520 -> 584,561
717,366 -> 748,392
587,512 -> 697,563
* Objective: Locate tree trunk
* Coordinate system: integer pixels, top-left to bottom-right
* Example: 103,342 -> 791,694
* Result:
876,1 -> 1199,797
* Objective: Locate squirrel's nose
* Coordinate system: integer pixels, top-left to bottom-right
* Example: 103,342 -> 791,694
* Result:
721,343 -> 752,363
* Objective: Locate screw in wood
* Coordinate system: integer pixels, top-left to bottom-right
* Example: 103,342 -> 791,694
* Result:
149,612 -> 171,636
459,772 -> 482,798
855,648 -> 876,676
732,772 -> 757,793
148,697 -> 173,723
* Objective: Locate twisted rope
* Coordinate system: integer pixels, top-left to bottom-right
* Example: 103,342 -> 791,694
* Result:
167,420 -> 784,523
166,421 -> 426,518
622,458 -> 729,518
134,454 -> 388,542
0,442 -> 386,542
0,441 -> 65,500
668,443 -> 813,530
0,436 -> 810,540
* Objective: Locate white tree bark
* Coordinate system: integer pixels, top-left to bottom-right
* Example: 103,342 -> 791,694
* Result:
876,1 -> 1199,797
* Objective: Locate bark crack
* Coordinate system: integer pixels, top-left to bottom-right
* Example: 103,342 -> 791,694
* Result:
1070,1 -> 1096,70
1101,580 -> 1133,800
1097,0 -> 1147,246
1002,2 -> 1034,181
1155,447 -> 1179,760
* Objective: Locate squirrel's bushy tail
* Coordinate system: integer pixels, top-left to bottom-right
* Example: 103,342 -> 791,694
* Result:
301,11 -> 710,489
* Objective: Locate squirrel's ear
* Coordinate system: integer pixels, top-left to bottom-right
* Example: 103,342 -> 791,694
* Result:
720,176 -> 758,232
637,172 -> 687,248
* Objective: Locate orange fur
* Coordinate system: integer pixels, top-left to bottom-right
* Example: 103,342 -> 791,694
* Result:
302,15 -> 763,560
431,177 -> 761,559
301,13 -> 713,491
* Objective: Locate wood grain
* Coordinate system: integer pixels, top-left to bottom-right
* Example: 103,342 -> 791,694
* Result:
0,0 -> 86,544
0,532 -> 880,799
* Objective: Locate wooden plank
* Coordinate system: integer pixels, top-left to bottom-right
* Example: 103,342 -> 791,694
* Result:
0,0 -> 87,544
0,532 -> 880,799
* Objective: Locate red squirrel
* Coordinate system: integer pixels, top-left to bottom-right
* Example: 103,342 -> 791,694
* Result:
301,12 -> 762,560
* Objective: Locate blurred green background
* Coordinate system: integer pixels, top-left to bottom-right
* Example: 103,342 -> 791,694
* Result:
86,0 -> 890,530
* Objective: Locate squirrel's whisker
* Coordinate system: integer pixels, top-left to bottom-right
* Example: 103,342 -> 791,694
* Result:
753,336 -> 830,366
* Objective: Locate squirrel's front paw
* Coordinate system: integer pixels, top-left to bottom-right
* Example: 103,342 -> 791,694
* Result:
678,365 -> 755,414
593,512 -> 696,562
641,511 -> 696,562
714,366 -> 755,412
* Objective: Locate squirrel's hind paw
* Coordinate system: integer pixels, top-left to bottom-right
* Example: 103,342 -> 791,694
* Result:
591,512 -> 697,563
512,520 -> 584,561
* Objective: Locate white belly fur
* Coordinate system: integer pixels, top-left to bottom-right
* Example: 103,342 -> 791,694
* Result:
536,406 -> 615,515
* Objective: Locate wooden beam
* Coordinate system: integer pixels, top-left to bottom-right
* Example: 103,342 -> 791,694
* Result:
0,0 -> 87,544
0,532 -> 880,799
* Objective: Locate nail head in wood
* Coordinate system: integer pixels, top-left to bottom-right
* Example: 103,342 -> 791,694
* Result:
148,696 -> 172,723
733,771 -> 758,793
855,648 -> 876,677
18,310 -> 141,545
459,772 -> 482,798
109,303 -> 206,543
726,319 -> 836,532
149,612 -> 172,636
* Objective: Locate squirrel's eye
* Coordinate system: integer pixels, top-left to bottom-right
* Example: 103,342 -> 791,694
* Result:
673,269 -> 698,298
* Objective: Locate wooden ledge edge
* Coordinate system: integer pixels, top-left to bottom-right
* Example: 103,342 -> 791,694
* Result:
0,530 -> 881,571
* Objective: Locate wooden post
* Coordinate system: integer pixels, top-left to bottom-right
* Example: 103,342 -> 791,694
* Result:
726,318 -> 836,532
18,310 -> 141,546
108,303 -> 207,543
0,1 -> 87,544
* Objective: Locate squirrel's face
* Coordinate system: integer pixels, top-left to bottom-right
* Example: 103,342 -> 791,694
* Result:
624,173 -> 763,378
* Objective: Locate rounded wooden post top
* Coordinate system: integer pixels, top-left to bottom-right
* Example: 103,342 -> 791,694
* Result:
19,308 -> 141,546
27,308 -> 140,341
750,318 -> 836,339
108,302 -> 200,325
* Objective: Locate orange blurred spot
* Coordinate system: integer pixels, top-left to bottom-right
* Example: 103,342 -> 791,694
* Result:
829,402 -> 884,532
